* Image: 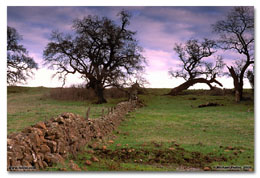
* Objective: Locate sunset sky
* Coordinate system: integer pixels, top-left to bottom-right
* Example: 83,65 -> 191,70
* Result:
7,6 -> 253,88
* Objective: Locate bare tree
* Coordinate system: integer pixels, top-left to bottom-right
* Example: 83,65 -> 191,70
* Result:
43,10 -> 146,104
212,7 -> 254,102
168,39 -> 224,95
7,26 -> 38,85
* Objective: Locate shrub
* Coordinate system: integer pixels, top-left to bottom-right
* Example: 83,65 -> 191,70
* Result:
104,87 -> 128,99
47,86 -> 128,101
47,87 -> 96,101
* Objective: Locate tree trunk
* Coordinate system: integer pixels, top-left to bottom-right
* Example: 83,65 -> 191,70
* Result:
95,85 -> 107,104
87,78 -> 107,104
227,66 -> 243,102
168,78 -> 223,96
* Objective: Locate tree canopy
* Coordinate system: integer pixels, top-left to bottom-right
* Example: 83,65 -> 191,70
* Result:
7,26 -> 38,85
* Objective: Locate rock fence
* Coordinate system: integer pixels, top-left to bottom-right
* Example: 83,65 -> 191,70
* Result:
7,100 -> 143,171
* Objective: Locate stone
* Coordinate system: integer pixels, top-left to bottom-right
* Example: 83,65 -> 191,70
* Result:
28,132 -> 41,147
44,153 -> 64,165
87,150 -> 94,154
38,159 -> 44,169
91,156 -> 99,162
35,122 -> 47,130
46,140 -> 57,153
12,145 -> 24,160
69,134 -> 78,143
23,153 -> 33,162
45,135 -> 56,140
59,168 -> 67,171
55,117 -> 65,124
32,128 -> 44,136
15,152 -> 24,160
204,167 -> 211,171
227,146 -> 234,150
40,145 -> 51,153
10,159 -> 21,167
39,135 -> 47,143
37,153 -> 44,161
21,160 -> 32,167
85,160 -> 92,166
169,147 -> 175,151
69,160 -> 81,171
7,139 -> 14,146
89,143 -> 98,149
42,161 -> 48,167
108,140 -> 114,144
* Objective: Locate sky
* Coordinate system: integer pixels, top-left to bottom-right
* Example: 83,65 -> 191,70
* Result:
7,6 -> 253,89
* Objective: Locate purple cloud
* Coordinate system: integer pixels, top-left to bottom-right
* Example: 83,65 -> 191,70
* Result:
7,6 -> 252,88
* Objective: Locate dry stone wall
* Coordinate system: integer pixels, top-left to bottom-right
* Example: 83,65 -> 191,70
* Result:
7,100 -> 143,171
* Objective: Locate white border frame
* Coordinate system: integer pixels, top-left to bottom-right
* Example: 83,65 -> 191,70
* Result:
1,1 -> 258,177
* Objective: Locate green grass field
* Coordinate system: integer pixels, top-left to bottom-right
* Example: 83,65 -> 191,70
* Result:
7,86 -> 124,134
7,86 -> 254,171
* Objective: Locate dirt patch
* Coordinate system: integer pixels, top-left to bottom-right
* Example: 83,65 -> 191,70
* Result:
198,102 -> 224,108
88,145 -> 229,170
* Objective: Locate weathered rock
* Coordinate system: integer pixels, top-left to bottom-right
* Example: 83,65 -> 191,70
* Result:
23,153 -> 33,162
35,122 -> 47,130
21,160 -> 32,167
46,140 -> 57,153
31,127 -> 44,136
85,160 -> 92,166
44,153 -> 64,165
28,132 -> 41,147
108,140 -> 114,144
40,145 -> 51,153
87,150 -> 94,154
54,117 -> 65,124
45,135 -> 56,140
69,160 -> 81,171
59,168 -> 67,171
204,167 -> 211,171
91,156 -> 99,162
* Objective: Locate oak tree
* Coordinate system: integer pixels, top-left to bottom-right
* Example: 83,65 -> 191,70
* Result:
168,39 -> 224,95
212,7 -> 254,101
43,11 -> 146,103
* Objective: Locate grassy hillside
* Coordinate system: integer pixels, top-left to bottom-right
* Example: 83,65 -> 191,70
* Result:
7,86 -> 254,171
